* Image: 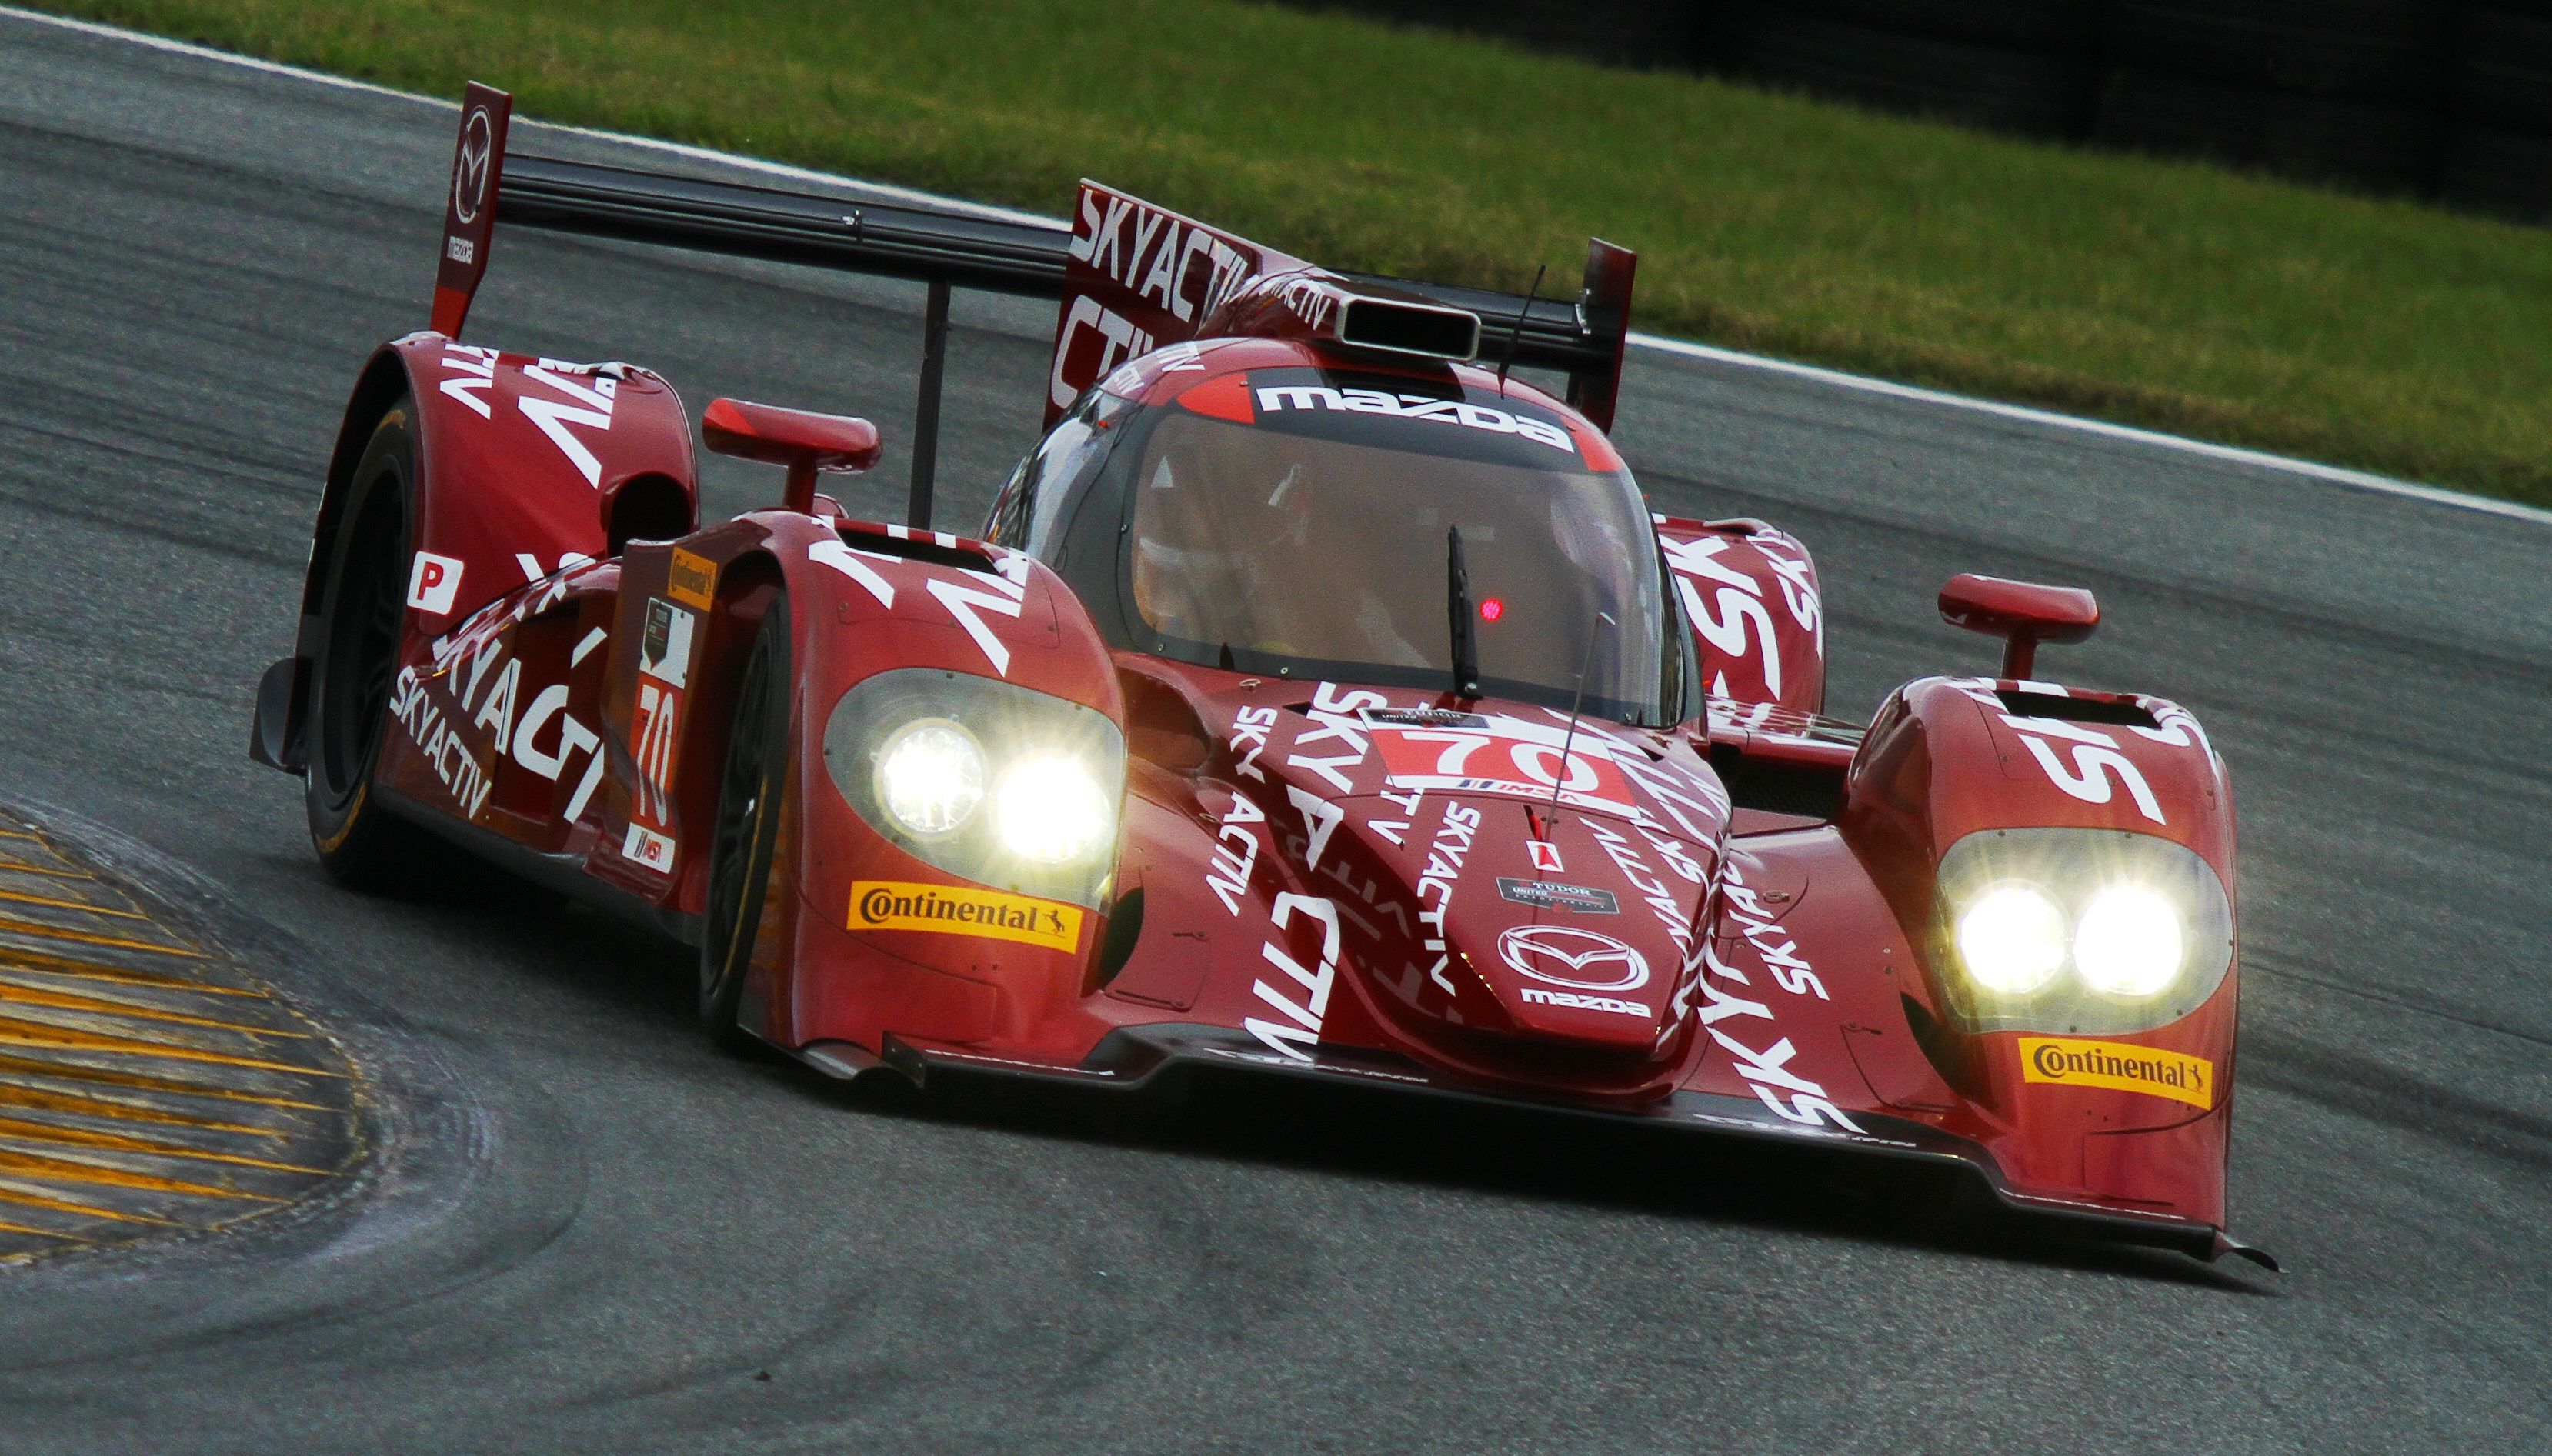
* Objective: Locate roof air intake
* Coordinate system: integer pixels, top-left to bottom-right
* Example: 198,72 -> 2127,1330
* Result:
1338,296 -> 1482,362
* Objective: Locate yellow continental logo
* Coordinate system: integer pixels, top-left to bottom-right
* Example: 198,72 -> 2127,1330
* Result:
849,880 -> 1083,952
2020,1037 -> 2214,1111
667,548 -> 718,610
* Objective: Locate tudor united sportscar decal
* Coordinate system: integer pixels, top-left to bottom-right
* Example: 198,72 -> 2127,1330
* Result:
1495,877 -> 1619,915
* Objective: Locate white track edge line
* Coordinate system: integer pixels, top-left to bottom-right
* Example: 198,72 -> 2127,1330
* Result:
0,4 -> 1059,227
1628,332 -> 2552,525
12,2 -> 2547,530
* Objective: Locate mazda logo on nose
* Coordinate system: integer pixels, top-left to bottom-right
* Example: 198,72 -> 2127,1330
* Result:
452,108 -> 495,227
1497,925 -> 1650,993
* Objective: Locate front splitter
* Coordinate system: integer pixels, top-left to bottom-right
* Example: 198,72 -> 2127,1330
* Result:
806,1022 -> 2277,1271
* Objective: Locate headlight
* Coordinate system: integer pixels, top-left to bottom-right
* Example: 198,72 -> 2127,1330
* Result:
1956,884 -> 2069,995
1933,828 -> 2233,1035
824,668 -> 1125,909
2074,886 -> 2184,998
874,718 -> 986,837
993,754 -> 1113,864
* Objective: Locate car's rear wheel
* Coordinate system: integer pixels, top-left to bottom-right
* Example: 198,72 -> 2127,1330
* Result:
304,405 -> 442,888
699,592 -> 792,1046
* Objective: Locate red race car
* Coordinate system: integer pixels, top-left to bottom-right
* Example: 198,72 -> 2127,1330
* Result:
251,88 -> 2268,1268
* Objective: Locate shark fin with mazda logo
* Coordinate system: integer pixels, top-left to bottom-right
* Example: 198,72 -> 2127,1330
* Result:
431,82 -> 512,339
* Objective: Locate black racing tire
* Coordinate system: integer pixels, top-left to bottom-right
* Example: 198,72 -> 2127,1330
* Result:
699,591 -> 792,1046
303,403 -> 443,889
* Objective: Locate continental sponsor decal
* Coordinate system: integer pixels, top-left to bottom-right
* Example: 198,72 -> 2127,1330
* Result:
2020,1037 -> 2214,1111
667,548 -> 718,610
849,880 -> 1083,952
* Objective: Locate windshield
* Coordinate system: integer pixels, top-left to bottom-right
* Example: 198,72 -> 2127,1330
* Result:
1096,383 -> 1677,724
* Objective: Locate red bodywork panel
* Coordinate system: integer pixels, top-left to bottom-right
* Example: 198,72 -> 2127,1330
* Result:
1656,516 -> 1826,716
374,333 -> 699,636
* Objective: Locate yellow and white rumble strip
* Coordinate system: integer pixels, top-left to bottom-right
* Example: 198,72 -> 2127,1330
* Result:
0,809 -> 360,1261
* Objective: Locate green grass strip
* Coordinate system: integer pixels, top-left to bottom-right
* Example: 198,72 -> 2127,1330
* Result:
32,0 -> 2552,505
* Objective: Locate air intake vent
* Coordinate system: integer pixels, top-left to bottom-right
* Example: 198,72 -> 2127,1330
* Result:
1994,689 -> 2157,728
1338,296 -> 1481,361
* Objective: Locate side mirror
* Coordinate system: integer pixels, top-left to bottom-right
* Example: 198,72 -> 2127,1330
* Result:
701,397 -> 882,514
1938,573 -> 2099,680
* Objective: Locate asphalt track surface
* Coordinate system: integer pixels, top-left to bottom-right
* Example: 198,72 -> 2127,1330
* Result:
4,14 -> 2550,1452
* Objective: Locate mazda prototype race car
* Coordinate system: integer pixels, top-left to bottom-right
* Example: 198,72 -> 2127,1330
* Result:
249,88 -> 2270,1267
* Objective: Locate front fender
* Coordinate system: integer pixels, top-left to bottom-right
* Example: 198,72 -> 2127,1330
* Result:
1841,675 -> 2240,1224
271,335 -> 699,770
637,515 -> 1129,1055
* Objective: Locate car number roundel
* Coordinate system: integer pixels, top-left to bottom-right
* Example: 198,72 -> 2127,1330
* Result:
1370,725 -> 1636,811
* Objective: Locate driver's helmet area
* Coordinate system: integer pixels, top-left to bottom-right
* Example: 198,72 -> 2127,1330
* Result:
984,342 -> 1690,728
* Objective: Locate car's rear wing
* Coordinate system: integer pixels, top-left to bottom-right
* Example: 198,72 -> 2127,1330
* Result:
433,85 -> 1636,528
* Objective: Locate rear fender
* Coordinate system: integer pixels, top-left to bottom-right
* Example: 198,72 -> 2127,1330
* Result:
1655,516 -> 1825,715
271,337 -> 698,768
377,332 -> 696,631
1841,675 -> 2239,1221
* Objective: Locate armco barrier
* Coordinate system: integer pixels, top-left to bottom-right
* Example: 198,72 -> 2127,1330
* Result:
1283,0 -> 2551,222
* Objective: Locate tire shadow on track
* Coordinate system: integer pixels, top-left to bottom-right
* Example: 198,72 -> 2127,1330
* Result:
2239,1019 -> 2552,1185
812,1058 -> 2280,1295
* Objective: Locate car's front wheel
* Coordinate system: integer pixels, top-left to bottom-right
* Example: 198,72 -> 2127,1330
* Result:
699,591 -> 792,1047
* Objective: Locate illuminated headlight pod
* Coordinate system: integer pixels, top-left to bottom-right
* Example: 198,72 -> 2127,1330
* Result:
825,668 -> 1126,910
1933,828 -> 2233,1036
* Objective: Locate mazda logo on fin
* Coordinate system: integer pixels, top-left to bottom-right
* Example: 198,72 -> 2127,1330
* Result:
453,108 -> 494,226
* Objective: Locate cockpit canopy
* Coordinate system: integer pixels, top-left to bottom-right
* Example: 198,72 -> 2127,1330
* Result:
986,342 -> 1691,726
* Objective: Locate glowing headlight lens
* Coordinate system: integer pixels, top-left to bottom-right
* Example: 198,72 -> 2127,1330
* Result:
1957,884 -> 2070,995
992,754 -> 1113,865
1933,828 -> 2232,1035
873,718 -> 986,836
2074,886 -> 2185,997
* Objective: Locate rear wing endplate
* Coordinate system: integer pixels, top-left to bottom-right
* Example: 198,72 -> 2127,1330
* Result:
433,85 -> 1637,527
